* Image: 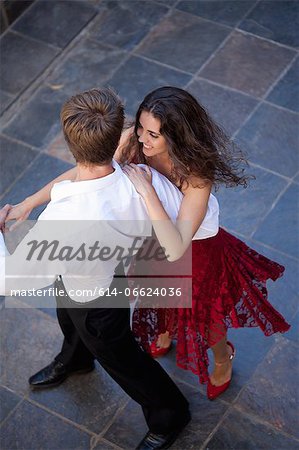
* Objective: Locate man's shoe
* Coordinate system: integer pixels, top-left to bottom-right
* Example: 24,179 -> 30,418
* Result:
135,413 -> 190,449
29,360 -> 95,389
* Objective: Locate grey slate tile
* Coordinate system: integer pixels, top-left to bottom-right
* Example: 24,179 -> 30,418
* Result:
0,90 -> 14,115
266,56 -> 299,112
0,154 -> 72,219
0,135 -> 37,196
103,399 -> 147,449
0,386 -> 22,423
156,0 -> 177,5
200,31 -> 296,97
107,55 -> 191,116
136,9 -> 230,74
48,39 -> 127,96
236,103 -> 299,177
29,363 -> 127,434
0,299 -> 62,394
1,0 -> 34,30
206,406 -> 299,449
104,382 -> 229,449
285,309 -> 299,344
235,337 -> 299,439
2,85 -> 69,149
188,78 -> 258,135
0,400 -> 92,450
12,0 -> 97,49
93,439 -> 116,449
253,183 -> 299,258
89,0 -> 168,51
239,0 -> 299,48
215,165 -> 288,237
176,0 -> 254,27
243,241 -> 298,323
0,31 -> 59,96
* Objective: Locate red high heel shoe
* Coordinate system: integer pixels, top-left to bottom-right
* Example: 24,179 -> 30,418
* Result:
149,341 -> 172,358
207,341 -> 236,400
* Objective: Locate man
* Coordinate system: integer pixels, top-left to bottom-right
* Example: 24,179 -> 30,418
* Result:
0,88 -> 190,449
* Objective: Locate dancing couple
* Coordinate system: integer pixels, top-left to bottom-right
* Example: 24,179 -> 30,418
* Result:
1,86 -> 289,449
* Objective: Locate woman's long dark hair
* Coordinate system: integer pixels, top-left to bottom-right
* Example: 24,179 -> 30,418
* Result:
121,86 -> 250,189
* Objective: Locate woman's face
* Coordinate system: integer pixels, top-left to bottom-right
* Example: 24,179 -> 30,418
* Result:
137,111 -> 169,158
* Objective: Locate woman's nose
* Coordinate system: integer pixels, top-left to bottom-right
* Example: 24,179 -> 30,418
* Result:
138,131 -> 146,143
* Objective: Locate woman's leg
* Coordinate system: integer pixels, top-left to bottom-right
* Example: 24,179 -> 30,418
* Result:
210,335 -> 233,386
156,331 -> 172,348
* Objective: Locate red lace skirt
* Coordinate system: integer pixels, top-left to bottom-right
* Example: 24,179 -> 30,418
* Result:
132,228 -> 290,384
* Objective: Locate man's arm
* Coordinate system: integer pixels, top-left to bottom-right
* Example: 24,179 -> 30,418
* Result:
0,205 -> 61,296
5,167 -> 77,230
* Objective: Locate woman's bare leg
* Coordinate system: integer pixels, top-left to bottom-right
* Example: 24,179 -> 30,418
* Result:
210,335 -> 233,386
156,331 -> 172,348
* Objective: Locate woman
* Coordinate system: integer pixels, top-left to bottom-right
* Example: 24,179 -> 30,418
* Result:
6,86 -> 290,400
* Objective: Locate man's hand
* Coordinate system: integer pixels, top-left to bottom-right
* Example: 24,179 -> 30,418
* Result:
5,199 -> 34,231
0,205 -> 11,233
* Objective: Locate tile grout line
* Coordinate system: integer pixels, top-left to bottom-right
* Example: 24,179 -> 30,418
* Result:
192,74 -> 299,116
231,337 -> 299,442
236,27 -> 299,53
0,132 -> 40,151
0,152 -> 41,203
199,404 -> 235,450
186,0 -> 260,90
249,179 -> 293,239
248,161 -> 295,182
7,28 -> 62,52
0,395 -> 25,429
186,30 -> 235,89
107,3 -> 176,81
3,296 -> 60,323
261,51 -> 299,102
230,49 -> 299,233
220,227 -> 299,262
230,50 -> 299,143
0,0 -> 38,39
201,338 -> 299,447
130,52 -> 194,77
0,6 -> 101,125
92,397 -> 130,440
233,403 -> 299,443
91,436 -> 124,450
25,396 -> 101,438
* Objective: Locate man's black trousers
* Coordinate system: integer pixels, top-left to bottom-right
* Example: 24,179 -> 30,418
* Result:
54,275 -> 189,434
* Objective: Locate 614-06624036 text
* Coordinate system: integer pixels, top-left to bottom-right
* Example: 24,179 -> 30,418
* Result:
9,286 -> 183,299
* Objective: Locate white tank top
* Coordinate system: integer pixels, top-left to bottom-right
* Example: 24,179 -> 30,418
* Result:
192,193 -> 219,240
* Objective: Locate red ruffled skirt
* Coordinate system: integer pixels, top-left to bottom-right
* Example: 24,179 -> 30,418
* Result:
132,228 -> 290,384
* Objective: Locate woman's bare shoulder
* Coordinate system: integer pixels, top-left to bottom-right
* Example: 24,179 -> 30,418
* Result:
181,176 -> 212,196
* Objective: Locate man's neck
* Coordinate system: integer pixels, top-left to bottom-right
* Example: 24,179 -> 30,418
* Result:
75,162 -> 115,181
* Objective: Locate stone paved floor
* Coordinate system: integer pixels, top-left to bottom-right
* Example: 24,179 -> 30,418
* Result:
0,1 -> 298,449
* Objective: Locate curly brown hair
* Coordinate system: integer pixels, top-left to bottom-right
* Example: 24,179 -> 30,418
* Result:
120,86 -> 251,189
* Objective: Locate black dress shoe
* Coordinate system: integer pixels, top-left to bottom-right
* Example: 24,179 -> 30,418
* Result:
29,360 -> 95,389
135,412 -> 191,449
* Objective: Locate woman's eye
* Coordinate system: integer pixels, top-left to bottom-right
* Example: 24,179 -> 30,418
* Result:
150,134 -> 158,139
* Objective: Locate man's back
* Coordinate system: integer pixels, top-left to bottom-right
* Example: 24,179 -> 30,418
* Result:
1,160 -> 183,300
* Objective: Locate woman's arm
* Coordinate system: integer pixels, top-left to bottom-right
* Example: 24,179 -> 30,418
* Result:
114,126 -> 135,162
122,164 -> 211,261
6,167 -> 77,227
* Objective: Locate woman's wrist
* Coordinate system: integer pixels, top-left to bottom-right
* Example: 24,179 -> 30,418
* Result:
142,185 -> 156,201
